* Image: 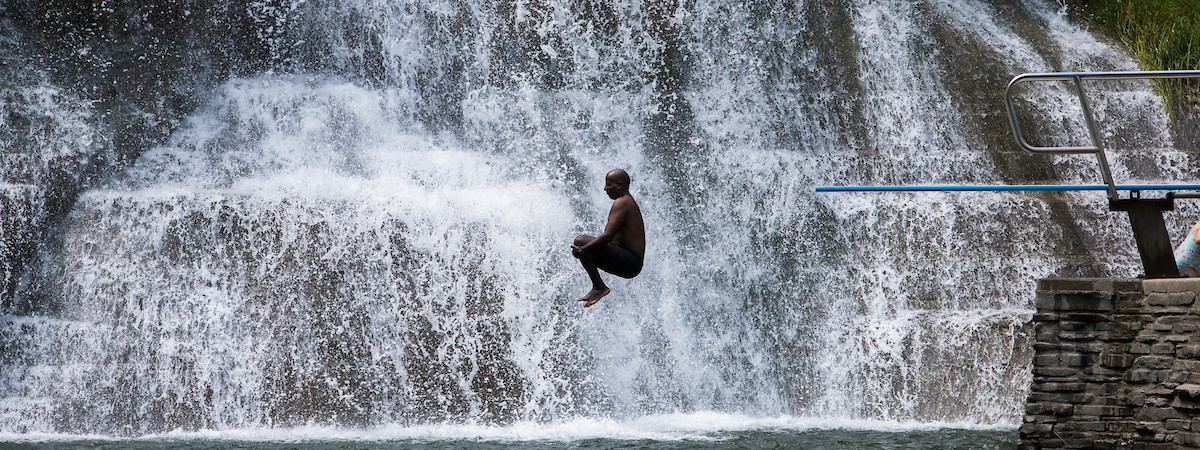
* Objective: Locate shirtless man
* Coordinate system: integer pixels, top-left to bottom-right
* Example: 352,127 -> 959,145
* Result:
571,169 -> 646,307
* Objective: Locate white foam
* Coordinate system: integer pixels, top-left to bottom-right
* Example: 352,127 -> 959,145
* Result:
0,412 -> 1016,443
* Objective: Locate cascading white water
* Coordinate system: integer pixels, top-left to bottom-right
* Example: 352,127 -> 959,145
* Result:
798,0 -> 1197,424
2,0 -> 1198,437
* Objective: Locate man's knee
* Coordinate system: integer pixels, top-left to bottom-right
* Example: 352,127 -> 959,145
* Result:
574,235 -> 594,247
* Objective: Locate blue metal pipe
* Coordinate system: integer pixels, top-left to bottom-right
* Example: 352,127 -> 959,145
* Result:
814,184 -> 1200,192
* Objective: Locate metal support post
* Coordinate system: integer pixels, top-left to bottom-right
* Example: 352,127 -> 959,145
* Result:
1109,197 -> 1179,278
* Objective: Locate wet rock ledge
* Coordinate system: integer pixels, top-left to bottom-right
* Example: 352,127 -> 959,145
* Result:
1022,278 -> 1200,449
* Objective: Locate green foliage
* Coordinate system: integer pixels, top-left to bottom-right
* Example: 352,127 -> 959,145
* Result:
1093,0 -> 1200,71
1076,0 -> 1200,121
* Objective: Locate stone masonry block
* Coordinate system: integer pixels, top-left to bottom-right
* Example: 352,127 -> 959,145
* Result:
1108,420 -> 1138,433
1134,355 -> 1175,370
1075,405 -> 1133,416
1148,396 -> 1171,407
1036,326 -> 1060,343
1059,320 -> 1089,331
1059,353 -> 1085,367
1137,407 -> 1186,421
1146,292 -> 1196,307
1172,396 -> 1200,411
1113,278 -> 1144,292
1117,389 -> 1146,406
1107,343 -> 1131,353
1098,380 -> 1124,395
1143,278 -> 1200,294
1024,414 -> 1058,424
1170,371 -> 1190,384
1033,354 -> 1063,367
1179,345 -> 1200,359
1062,312 -> 1110,323
1056,434 -> 1115,449
1115,292 -> 1147,312
1179,432 -> 1200,448
1125,369 -> 1154,384
1095,435 -> 1131,449
1033,342 -> 1061,352
1033,382 -> 1087,393
1019,422 -> 1054,438
1151,343 -> 1176,354
1028,391 -> 1096,404
1101,327 -> 1138,342
1146,385 -> 1177,397
1037,376 -> 1088,386
1063,342 -> 1104,353
1059,331 -> 1099,341
1033,366 -> 1080,377
1114,314 -> 1149,328
1083,371 -> 1122,384
1101,352 -> 1136,368
1175,359 -> 1200,373
1135,333 -> 1159,344
1027,402 -> 1074,416
1167,419 -> 1191,430
1032,312 -> 1060,323
1138,421 -> 1166,434
1157,315 -> 1186,324
1039,278 -> 1114,292
1148,321 -> 1174,332
1055,421 -> 1108,432
1137,408 -> 1185,422
1036,292 -> 1114,312
1175,384 -> 1200,398
1033,293 -> 1058,311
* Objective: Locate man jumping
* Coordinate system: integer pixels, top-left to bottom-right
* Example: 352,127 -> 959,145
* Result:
571,169 -> 646,307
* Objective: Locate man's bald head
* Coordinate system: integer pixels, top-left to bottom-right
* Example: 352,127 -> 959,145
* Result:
607,169 -> 631,187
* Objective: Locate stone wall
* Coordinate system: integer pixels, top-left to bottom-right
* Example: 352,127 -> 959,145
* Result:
1022,278 -> 1200,449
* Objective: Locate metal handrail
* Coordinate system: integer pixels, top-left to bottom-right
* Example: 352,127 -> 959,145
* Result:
1004,70 -> 1200,199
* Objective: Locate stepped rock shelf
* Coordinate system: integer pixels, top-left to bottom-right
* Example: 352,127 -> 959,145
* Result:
1022,278 -> 1200,449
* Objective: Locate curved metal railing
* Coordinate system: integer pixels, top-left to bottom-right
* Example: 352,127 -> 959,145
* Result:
1004,70 -> 1200,199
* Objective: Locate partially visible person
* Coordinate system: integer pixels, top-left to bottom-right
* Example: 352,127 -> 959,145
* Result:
571,169 -> 646,307
1176,219 -> 1200,277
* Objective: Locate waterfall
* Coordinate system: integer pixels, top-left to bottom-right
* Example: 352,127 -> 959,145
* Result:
2,0 -> 1197,436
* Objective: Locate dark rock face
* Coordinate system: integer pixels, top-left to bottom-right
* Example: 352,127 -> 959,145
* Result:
0,0 -> 232,303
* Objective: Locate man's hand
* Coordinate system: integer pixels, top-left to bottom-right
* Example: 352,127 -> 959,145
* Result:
571,244 -> 584,258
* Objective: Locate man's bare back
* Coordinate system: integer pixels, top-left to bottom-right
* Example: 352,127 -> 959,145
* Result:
571,169 -> 645,307
607,195 -> 645,257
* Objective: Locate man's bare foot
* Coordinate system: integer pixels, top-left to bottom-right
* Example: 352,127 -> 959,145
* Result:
577,287 -> 610,307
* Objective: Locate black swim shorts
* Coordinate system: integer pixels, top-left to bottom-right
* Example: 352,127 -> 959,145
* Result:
594,244 -> 643,278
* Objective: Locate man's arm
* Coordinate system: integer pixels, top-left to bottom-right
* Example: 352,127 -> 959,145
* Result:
573,198 -> 630,254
